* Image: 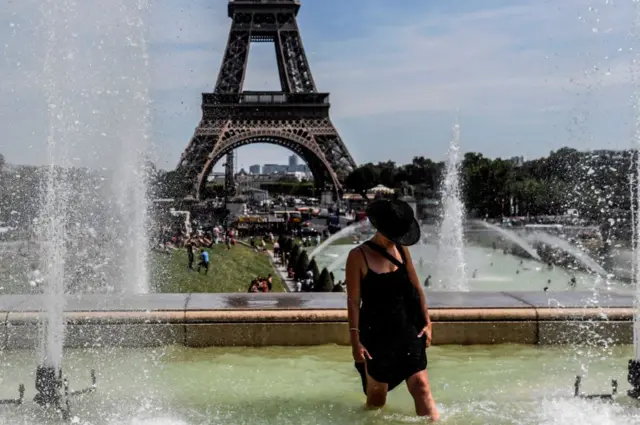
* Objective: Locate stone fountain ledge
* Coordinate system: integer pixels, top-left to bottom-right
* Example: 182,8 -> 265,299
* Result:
0,292 -> 633,350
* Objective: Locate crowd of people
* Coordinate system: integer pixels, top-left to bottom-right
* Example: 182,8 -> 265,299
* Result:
247,274 -> 273,292
155,225 -> 238,254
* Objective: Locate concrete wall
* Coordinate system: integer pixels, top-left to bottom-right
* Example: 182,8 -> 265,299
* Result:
0,292 -> 634,349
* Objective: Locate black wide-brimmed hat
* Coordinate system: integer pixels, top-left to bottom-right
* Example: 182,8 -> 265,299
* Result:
365,199 -> 421,246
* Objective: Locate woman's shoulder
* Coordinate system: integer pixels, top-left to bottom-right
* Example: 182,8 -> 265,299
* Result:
348,242 -> 368,255
347,244 -> 367,263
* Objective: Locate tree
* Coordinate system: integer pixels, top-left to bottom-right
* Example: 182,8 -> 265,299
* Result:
281,236 -> 293,254
307,258 -> 320,285
288,244 -> 301,271
316,268 -> 334,292
332,283 -> 345,292
0,153 -> 5,173
345,164 -> 380,195
295,250 -> 310,282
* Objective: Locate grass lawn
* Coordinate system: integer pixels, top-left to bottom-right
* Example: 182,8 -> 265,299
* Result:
150,244 -> 285,293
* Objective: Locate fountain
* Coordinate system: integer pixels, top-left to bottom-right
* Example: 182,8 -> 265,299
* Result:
308,220 -> 371,259
528,232 -> 608,277
473,220 -> 542,261
630,1 -> 640,394
575,0 -> 640,400
434,124 -> 468,290
0,0 -> 151,418
327,251 -> 350,273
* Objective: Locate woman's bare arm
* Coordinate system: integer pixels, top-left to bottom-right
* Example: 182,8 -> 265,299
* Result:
402,246 -> 431,325
345,248 -> 364,347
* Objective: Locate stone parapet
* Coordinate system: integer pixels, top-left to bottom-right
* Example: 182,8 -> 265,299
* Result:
0,292 -> 634,349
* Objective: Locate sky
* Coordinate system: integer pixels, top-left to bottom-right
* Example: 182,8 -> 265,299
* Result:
0,0 -> 639,171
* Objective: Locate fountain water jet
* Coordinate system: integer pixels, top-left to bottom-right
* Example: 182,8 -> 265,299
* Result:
527,232 -> 608,278
309,220 -> 370,259
0,0 -> 152,417
630,0 -> 640,396
435,124 -> 468,290
37,0 -> 76,376
111,0 -> 153,295
473,220 -> 541,261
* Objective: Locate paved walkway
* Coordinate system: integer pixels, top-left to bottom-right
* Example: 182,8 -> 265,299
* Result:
266,250 -> 297,292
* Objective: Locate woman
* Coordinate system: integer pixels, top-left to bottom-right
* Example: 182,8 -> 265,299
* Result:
346,199 -> 439,420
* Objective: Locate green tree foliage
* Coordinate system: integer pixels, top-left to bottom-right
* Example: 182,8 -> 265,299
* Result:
307,257 -> 320,285
294,250 -> 310,282
258,182 -> 315,197
290,244 -> 300,260
316,268 -> 334,292
288,244 -> 301,271
332,283 -> 345,292
346,157 -> 443,198
282,237 -> 293,254
344,149 -> 635,221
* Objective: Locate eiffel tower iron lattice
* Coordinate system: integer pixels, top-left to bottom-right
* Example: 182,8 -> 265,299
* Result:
177,0 -> 357,200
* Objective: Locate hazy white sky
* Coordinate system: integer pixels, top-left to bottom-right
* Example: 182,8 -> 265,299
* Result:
0,0 -> 638,171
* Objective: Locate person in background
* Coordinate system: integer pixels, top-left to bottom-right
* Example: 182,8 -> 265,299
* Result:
424,275 -> 432,288
346,199 -> 439,420
258,277 -> 269,292
248,280 -> 260,293
273,240 -> 280,259
186,238 -> 195,270
197,248 -> 210,275
267,274 -> 273,291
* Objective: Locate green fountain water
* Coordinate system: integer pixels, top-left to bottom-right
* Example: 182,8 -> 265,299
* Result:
0,345 -> 636,424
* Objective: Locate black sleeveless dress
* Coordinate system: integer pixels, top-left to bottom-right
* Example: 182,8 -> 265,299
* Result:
354,241 -> 427,394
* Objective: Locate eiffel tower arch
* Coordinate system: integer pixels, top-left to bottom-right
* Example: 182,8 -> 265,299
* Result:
177,0 -> 357,200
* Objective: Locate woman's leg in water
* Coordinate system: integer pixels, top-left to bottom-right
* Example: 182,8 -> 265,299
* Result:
406,370 -> 439,420
365,367 -> 388,409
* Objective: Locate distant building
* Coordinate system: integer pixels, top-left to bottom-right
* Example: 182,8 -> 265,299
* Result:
241,188 -> 269,203
284,171 -> 312,182
263,164 -> 288,174
509,156 -> 525,167
249,164 -> 261,174
289,155 -> 299,168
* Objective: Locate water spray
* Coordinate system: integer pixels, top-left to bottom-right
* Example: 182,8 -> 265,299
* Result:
573,375 -> 617,400
1,366 -> 96,420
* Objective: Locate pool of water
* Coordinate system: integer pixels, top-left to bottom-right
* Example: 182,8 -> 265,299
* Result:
0,345 -> 637,424
315,243 -> 631,293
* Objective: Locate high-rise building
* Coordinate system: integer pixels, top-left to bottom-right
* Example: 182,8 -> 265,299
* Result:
289,155 -> 299,168
263,164 -> 287,175
249,164 -> 261,174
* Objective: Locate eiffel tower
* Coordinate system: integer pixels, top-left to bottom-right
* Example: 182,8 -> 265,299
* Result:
177,0 -> 357,200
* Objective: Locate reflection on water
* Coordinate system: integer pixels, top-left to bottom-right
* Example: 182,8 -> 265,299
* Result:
0,345 -> 636,424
